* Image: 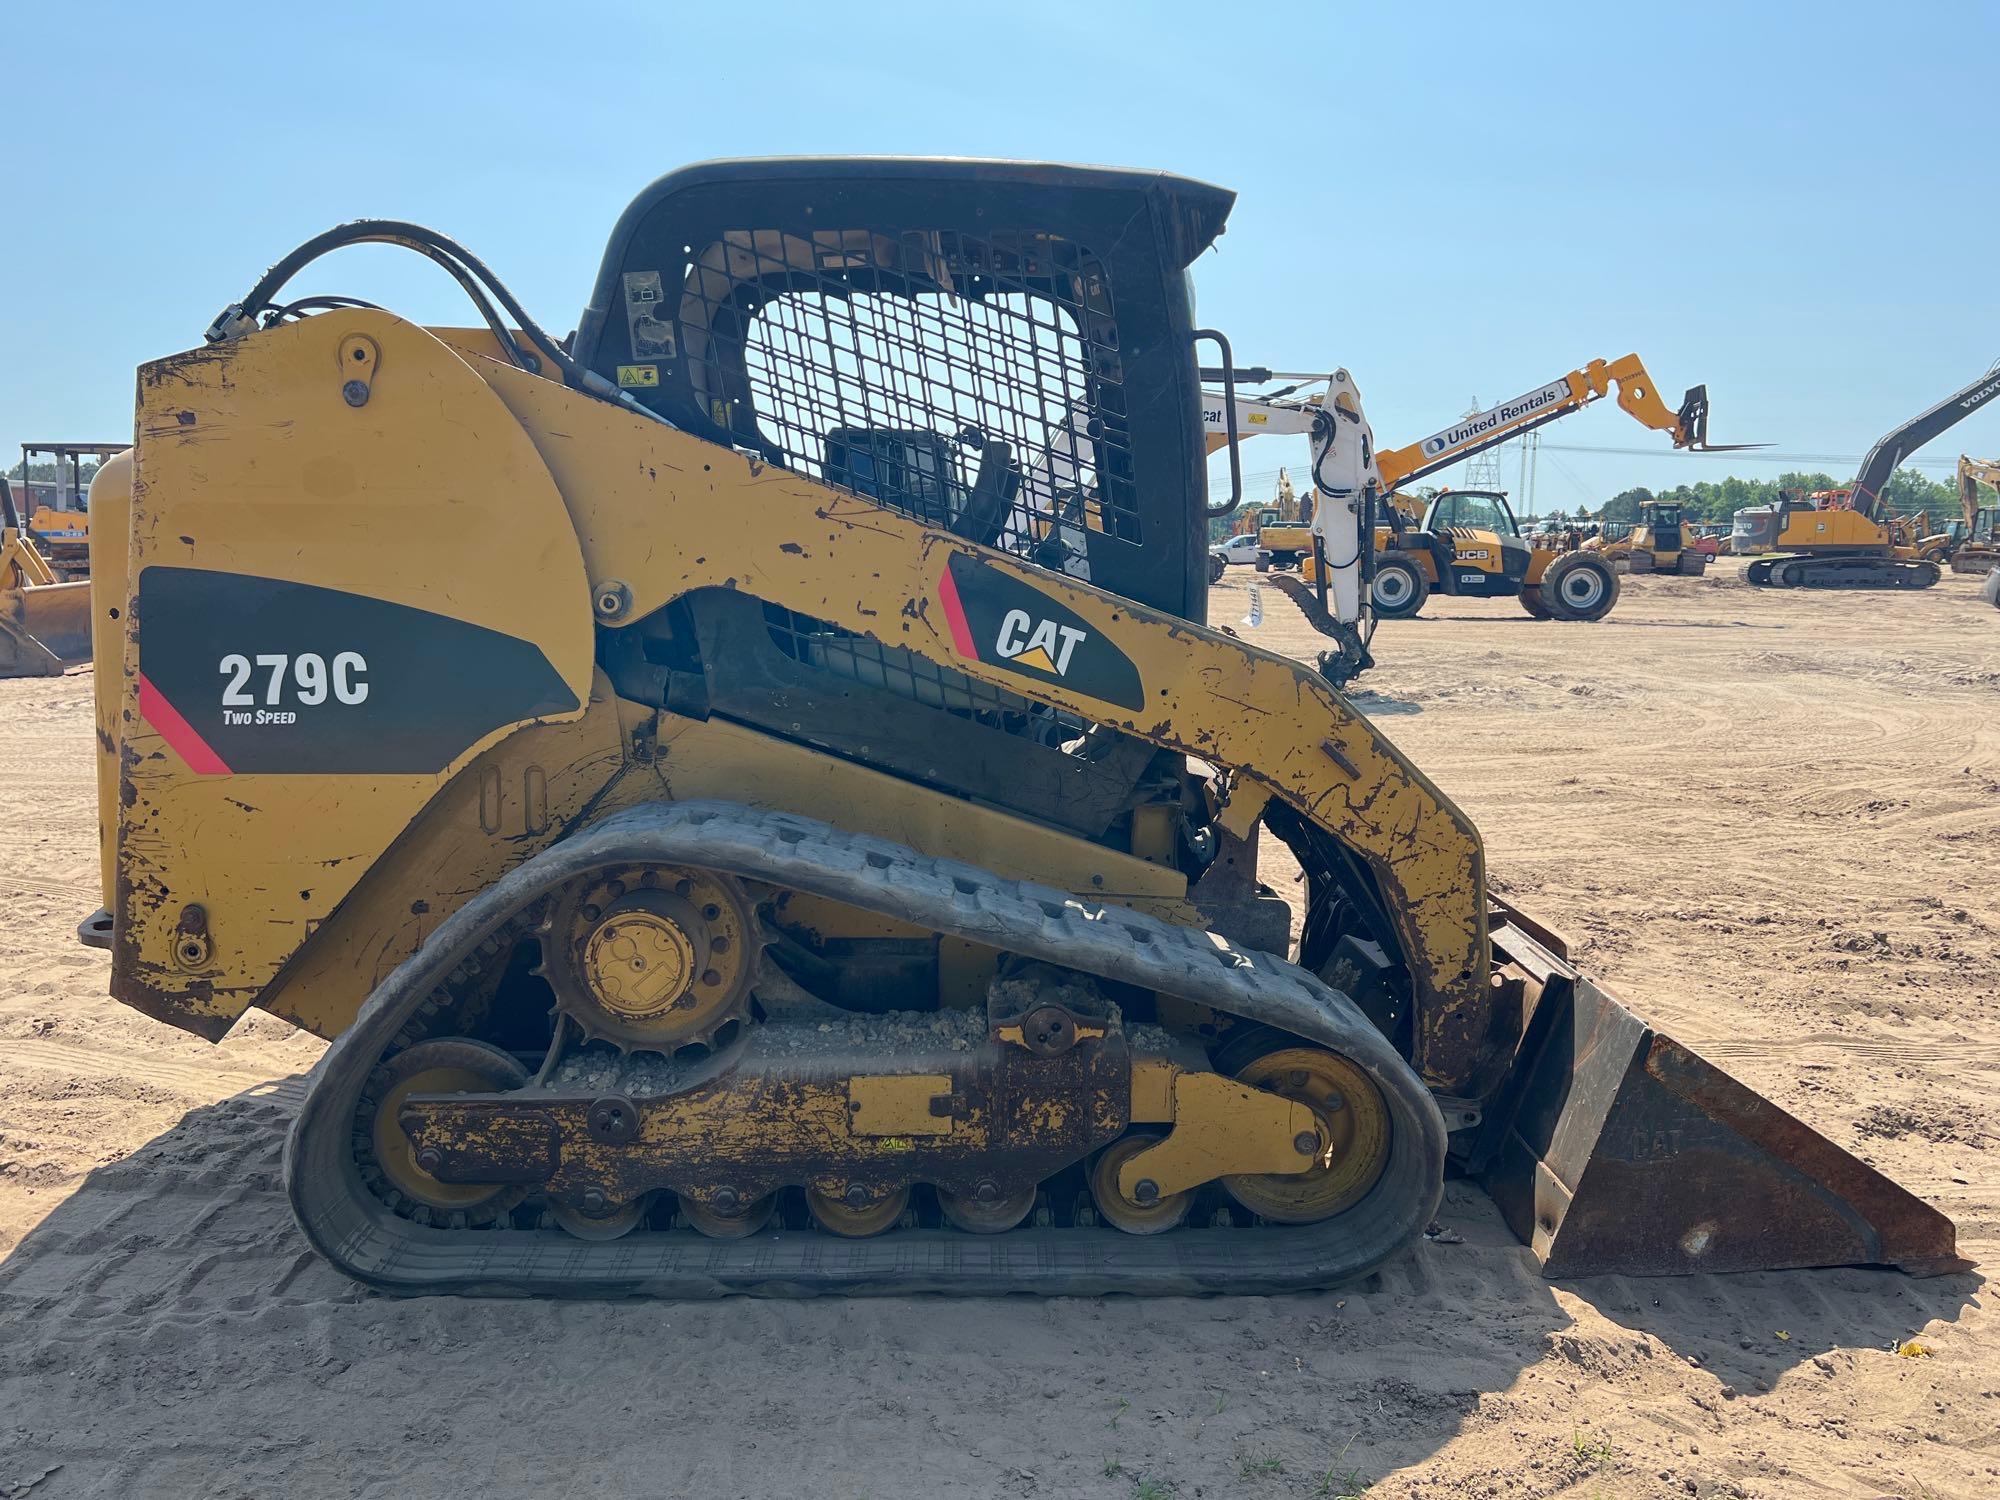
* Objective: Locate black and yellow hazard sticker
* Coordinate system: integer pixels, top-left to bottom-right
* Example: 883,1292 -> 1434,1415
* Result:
617,364 -> 660,389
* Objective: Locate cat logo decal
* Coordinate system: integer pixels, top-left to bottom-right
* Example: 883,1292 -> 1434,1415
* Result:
935,553 -> 1145,710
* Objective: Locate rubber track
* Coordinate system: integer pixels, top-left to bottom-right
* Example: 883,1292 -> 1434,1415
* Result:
286,800 -> 1447,1297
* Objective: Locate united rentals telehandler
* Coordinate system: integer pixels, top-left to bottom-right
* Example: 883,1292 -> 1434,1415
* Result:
79,159 -> 1960,1295
1204,355 -> 1753,622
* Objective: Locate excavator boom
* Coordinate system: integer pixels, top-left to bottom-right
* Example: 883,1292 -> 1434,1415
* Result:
1845,366 -> 2000,518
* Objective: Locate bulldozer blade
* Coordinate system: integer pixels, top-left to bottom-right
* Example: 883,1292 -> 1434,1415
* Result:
0,580 -> 92,678
1477,960 -> 1968,1279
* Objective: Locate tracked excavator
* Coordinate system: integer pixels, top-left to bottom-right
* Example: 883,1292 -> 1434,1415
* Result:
1204,355 -> 1752,626
1,476 -> 92,677
1941,455 -> 2000,574
80,159 -> 1962,1295
1733,362 -> 2000,589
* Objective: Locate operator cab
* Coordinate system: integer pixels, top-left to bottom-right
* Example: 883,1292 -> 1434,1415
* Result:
1639,501 -> 1684,536
1413,488 -> 1532,597
567,156 -> 1237,849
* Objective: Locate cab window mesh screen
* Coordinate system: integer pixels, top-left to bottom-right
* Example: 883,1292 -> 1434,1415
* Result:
679,228 -> 1135,554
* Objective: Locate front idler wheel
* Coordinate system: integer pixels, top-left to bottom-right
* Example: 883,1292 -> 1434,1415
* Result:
1221,1048 -> 1390,1224
365,1037 -> 532,1224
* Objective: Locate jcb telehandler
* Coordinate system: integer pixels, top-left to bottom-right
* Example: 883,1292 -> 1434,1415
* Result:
80,159 -> 1960,1295
1367,486 -> 1620,621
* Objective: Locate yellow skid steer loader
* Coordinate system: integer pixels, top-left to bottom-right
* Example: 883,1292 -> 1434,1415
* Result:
80,160 -> 1961,1295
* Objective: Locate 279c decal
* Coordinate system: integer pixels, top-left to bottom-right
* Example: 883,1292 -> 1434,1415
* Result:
219,651 -> 369,722
136,567 -> 579,776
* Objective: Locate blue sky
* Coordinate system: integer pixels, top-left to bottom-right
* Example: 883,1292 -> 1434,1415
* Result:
7,2 -> 1998,513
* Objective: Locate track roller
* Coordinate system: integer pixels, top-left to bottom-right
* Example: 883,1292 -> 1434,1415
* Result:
938,1182 -> 1039,1234
806,1184 -> 912,1238
1088,1135 -> 1193,1235
552,1194 -> 649,1241
679,1190 -> 778,1239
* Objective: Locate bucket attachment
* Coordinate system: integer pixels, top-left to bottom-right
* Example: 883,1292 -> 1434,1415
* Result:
0,579 -> 92,677
1478,921 -> 1968,1279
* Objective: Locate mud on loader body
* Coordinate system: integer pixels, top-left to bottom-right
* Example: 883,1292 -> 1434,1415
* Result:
81,159 -> 1962,1294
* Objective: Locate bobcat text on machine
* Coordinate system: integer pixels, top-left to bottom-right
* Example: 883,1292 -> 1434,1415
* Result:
80,159 -> 1961,1296
1202,356 -> 1756,633
1732,361 -> 2000,589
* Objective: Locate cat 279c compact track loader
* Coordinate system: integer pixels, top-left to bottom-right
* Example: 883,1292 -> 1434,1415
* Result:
81,159 -> 1962,1296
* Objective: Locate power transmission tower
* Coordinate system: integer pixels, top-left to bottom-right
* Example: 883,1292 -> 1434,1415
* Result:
1461,402 -> 1507,491
1516,430 -> 1540,517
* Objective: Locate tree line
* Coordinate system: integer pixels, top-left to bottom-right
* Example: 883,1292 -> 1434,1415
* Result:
1590,467 -> 1971,527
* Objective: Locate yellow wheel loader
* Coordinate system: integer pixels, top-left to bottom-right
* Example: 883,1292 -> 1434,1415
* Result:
1,476 -> 92,677
80,159 -> 1961,1295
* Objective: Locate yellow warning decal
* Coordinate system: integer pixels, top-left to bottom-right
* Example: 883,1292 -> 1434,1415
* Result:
617,364 -> 660,389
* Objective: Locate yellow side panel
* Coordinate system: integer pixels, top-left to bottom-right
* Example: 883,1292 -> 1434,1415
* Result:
1779,509 -> 1887,548
113,313 -> 594,1037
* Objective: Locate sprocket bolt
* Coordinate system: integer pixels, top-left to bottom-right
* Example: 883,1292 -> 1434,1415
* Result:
1133,1178 -> 1161,1205
415,1147 -> 444,1175
843,1183 -> 872,1210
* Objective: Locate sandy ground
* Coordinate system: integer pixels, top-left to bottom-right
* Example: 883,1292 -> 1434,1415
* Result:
1,560 -> 1994,1499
